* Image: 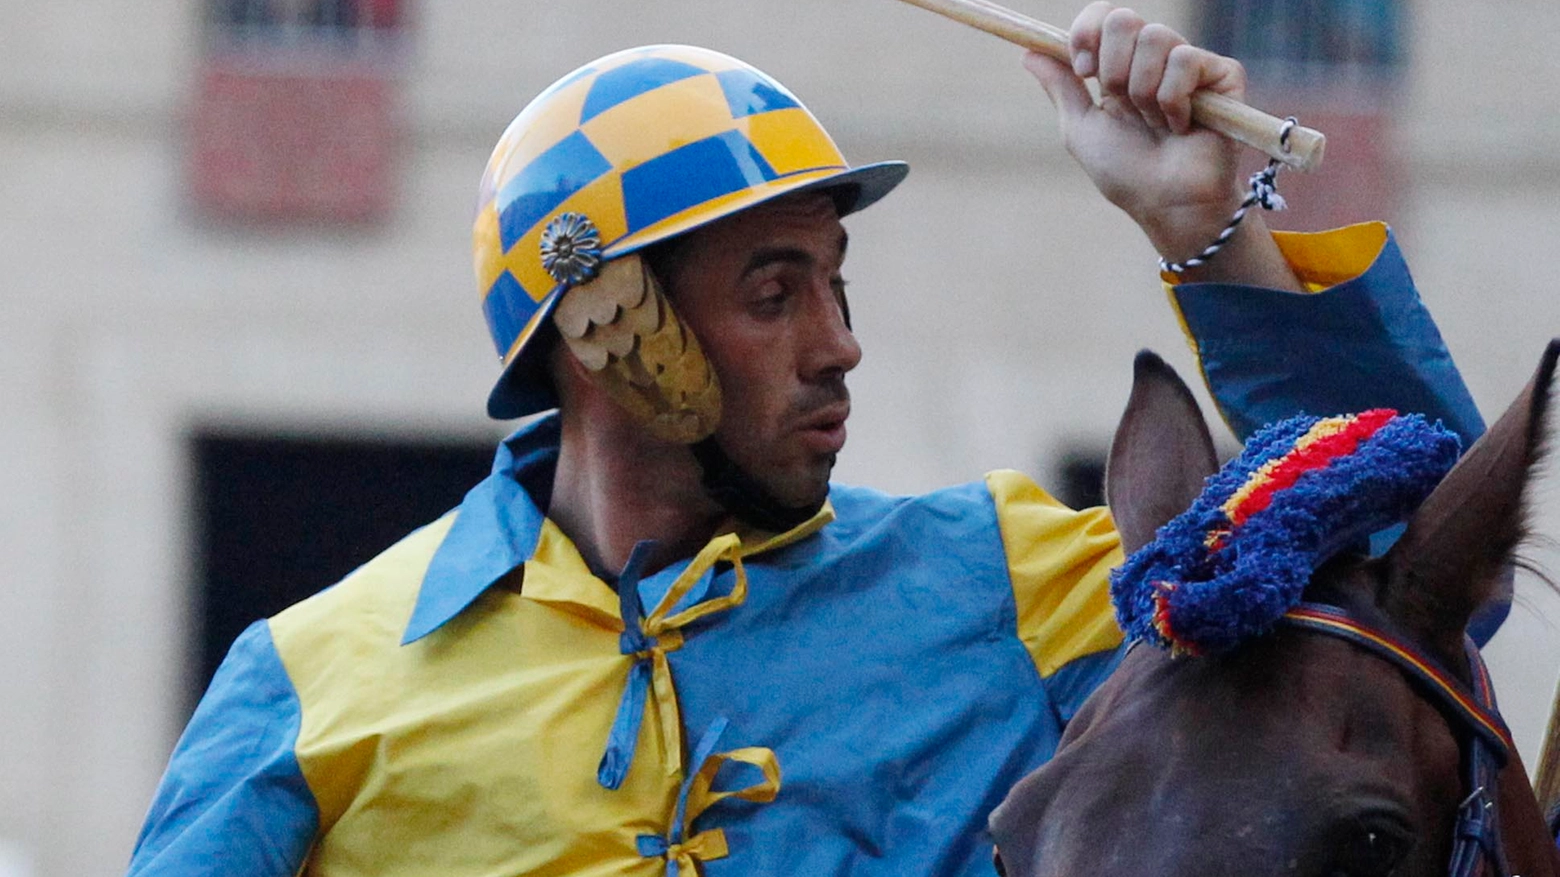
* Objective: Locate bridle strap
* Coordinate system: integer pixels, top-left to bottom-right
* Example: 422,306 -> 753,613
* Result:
1281,604 -> 1513,756
1280,603 -> 1513,877
1450,638 -> 1512,877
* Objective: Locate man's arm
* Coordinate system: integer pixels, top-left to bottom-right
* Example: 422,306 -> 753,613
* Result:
1005,3 -> 1498,666
1024,2 -> 1482,448
1024,1 -> 1303,292
127,620 -> 319,877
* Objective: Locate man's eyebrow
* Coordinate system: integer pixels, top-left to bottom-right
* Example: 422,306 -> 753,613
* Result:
739,231 -> 850,278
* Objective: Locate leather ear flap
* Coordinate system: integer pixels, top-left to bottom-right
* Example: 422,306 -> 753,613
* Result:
553,253 -> 722,444
1385,339 -> 1558,656
1106,351 -> 1220,556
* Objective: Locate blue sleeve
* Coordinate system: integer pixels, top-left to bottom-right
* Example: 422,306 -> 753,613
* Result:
1171,228 -> 1485,448
1044,643 -> 1127,726
1171,226 -> 1507,642
128,620 -> 319,876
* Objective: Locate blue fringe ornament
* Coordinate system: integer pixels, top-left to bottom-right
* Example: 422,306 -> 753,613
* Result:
1110,409 -> 1461,656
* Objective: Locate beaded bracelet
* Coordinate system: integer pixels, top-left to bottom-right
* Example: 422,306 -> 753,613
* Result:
1159,117 -> 1298,276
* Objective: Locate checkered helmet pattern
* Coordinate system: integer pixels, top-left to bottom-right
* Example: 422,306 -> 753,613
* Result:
474,44 -> 908,419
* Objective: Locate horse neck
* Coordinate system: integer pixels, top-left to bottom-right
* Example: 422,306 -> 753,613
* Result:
1496,752 -> 1560,876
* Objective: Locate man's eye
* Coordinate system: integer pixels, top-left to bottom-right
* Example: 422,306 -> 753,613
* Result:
757,289 -> 786,306
750,281 -> 788,313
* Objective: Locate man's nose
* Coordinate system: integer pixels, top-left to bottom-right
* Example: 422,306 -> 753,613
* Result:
803,282 -> 862,379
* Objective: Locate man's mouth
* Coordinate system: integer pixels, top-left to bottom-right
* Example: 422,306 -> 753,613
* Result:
795,402 -> 851,455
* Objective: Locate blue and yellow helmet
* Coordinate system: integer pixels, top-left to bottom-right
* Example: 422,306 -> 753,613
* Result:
474,44 -> 909,419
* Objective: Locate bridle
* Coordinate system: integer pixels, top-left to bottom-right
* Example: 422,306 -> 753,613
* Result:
1280,602 -> 1514,877
991,601 -> 1516,877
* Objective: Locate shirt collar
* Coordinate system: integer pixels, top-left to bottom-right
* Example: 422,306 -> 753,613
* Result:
401,413 -> 835,645
401,415 -> 559,644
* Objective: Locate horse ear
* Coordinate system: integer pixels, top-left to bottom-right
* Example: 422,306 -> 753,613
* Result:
1385,339 -> 1558,652
1106,350 -> 1219,555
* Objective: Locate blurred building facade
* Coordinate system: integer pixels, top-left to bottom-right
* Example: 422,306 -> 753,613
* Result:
2,1 -> 1558,874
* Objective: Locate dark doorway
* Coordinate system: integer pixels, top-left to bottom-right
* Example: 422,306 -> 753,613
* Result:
188,431 -> 496,713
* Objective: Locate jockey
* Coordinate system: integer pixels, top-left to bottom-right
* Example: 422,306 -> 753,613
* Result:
127,5 -> 1485,876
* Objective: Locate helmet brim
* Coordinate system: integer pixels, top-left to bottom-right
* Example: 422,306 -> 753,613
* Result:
486,159 -> 909,420
807,159 -> 911,220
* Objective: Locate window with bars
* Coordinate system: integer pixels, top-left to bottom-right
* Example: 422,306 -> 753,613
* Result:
1197,0 -> 1405,86
1193,0 -> 1407,231
187,0 -> 410,223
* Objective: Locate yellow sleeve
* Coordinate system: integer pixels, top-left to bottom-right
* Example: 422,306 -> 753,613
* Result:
984,469 -> 1125,679
1159,220 -> 1390,294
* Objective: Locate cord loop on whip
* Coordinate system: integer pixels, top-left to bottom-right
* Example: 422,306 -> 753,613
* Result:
1159,117 -> 1299,275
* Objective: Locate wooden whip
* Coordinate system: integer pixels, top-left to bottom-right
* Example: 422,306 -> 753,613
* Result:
1533,674 -> 1560,810
891,0 -> 1326,171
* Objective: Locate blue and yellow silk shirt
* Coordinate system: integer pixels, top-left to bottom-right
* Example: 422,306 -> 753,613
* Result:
129,224 -> 1484,876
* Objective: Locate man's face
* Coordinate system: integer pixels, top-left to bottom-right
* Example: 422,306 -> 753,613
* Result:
660,193 -> 862,511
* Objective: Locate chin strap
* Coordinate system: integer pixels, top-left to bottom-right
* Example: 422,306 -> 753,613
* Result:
690,437 -> 824,534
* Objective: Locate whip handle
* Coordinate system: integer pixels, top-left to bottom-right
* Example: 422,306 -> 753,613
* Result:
892,0 -> 1326,171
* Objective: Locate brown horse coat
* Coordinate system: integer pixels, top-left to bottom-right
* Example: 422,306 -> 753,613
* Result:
989,342 -> 1560,877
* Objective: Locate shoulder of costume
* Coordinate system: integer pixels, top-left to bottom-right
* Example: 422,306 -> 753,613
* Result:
268,513 -> 456,661
828,478 -> 995,515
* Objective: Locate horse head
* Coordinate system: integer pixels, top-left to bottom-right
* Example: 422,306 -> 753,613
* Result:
989,342 -> 1560,877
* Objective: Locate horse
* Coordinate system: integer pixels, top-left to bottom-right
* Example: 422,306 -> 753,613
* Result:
989,341 -> 1560,877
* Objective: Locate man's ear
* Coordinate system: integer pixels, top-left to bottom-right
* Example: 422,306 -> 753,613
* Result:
1105,351 -> 1220,555
1383,340 -> 1558,658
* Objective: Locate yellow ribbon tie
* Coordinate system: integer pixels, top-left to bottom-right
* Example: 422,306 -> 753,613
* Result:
665,829 -> 730,875
637,535 -> 749,778
636,628 -> 685,778
600,535 -> 752,789
685,746 -> 782,817
639,731 -> 781,876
